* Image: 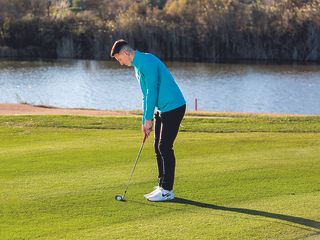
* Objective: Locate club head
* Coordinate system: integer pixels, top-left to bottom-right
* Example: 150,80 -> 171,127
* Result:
115,195 -> 125,201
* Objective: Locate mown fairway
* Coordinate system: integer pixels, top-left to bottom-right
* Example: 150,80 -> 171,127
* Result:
1,115 -> 320,240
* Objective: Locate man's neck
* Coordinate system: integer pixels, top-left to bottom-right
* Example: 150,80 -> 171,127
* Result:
130,50 -> 136,63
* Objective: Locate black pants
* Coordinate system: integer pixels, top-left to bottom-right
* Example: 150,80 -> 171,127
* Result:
154,104 -> 186,191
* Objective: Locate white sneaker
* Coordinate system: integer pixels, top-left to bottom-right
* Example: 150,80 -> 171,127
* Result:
144,186 -> 162,199
146,189 -> 174,202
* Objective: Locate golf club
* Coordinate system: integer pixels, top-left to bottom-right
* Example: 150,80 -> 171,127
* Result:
115,134 -> 147,201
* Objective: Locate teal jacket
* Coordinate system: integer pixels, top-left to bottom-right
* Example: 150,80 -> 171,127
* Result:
132,50 -> 186,124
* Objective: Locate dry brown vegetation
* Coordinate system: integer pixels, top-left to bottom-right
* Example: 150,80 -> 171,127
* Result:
0,0 -> 319,61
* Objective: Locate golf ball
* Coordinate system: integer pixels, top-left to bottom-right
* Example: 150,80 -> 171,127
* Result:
115,196 -> 123,201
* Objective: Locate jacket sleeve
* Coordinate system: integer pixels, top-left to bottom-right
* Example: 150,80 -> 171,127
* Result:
142,62 -> 158,123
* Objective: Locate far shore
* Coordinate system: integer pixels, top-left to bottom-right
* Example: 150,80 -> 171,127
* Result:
0,103 -> 313,118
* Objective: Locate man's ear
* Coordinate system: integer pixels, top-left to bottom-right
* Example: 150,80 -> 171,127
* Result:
123,49 -> 130,56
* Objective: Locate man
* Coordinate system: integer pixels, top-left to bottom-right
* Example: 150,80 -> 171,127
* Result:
110,39 -> 186,202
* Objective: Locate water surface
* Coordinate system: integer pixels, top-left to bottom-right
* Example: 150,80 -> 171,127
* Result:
0,60 -> 319,115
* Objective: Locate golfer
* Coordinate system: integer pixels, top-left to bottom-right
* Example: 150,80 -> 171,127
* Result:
110,39 -> 186,202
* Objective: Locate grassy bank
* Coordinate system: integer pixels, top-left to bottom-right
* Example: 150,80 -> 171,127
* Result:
1,114 -> 320,133
1,115 -> 320,239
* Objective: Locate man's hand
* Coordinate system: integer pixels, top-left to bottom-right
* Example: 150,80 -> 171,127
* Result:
142,120 -> 153,138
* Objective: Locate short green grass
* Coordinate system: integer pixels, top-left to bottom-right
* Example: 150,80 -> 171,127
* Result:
1,115 -> 320,240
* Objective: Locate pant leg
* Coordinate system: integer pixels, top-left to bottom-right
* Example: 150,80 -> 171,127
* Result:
158,104 -> 186,191
153,111 -> 164,186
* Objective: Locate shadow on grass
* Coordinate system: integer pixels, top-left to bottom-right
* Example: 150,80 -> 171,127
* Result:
170,197 -> 320,230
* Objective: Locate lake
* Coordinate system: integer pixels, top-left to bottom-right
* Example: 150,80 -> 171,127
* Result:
0,60 -> 320,115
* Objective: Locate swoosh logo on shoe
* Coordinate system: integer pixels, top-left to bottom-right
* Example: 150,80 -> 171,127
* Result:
162,193 -> 171,198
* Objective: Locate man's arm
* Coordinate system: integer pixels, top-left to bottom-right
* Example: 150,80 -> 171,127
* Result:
142,62 -> 158,122
141,61 -> 158,137
141,95 -> 152,137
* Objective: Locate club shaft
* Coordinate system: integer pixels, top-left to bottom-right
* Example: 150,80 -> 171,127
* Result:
122,136 -> 147,199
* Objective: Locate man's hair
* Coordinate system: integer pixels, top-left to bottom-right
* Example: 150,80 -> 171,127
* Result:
120,45 -> 134,54
110,39 -> 132,57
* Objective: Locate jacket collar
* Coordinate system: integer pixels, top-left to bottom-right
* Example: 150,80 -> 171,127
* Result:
132,50 -> 143,69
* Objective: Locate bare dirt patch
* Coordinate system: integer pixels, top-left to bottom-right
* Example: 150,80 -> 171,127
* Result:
0,104 -> 133,117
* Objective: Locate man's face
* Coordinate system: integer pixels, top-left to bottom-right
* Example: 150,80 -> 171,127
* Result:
114,50 -> 132,66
